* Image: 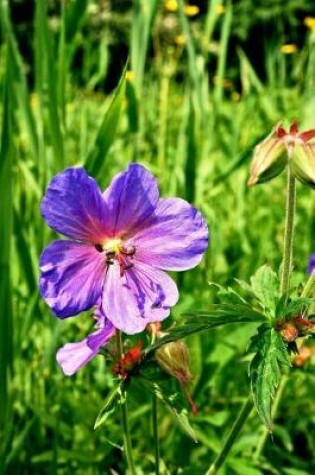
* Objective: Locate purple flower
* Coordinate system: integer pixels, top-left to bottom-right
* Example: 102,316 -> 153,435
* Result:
308,254 -> 315,275
56,306 -> 116,376
39,164 -> 208,334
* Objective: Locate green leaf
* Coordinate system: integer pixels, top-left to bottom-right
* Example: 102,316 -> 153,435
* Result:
209,282 -> 247,304
249,323 -> 290,429
139,377 -> 197,441
94,382 -> 124,430
145,304 -> 267,356
275,297 -> 315,320
250,265 -> 279,315
85,67 -> 127,179
0,36 -> 13,430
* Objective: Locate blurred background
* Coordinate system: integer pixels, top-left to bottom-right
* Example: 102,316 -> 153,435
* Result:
1,0 -> 315,473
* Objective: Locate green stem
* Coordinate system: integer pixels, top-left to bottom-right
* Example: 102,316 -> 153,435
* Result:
205,396 -> 253,475
116,332 -> 137,475
206,161 -> 297,473
280,165 -> 296,297
255,163 -> 296,460
152,394 -> 160,475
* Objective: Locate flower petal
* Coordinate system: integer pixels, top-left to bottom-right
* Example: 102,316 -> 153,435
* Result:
102,164 -> 159,236
39,240 -> 105,317
41,167 -> 110,242
131,197 -> 208,271
56,319 -> 116,376
102,261 -> 179,334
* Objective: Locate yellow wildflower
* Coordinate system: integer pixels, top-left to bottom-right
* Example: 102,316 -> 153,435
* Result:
175,34 -> 186,46
215,4 -> 225,15
280,44 -> 298,54
304,16 -> 315,31
164,0 -> 178,12
126,70 -> 134,83
184,5 -> 200,17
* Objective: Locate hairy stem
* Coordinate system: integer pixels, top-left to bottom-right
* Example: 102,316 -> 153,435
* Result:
152,394 -> 160,475
116,332 -> 137,475
280,165 -> 296,296
205,396 -> 253,475
255,163 -> 296,460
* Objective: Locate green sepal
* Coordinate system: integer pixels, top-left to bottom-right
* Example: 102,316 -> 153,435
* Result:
248,132 -> 287,186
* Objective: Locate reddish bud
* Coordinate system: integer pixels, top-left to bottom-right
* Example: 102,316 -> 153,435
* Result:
112,341 -> 143,379
278,322 -> 299,342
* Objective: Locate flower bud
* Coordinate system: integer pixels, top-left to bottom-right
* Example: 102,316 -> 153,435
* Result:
277,321 -> 299,342
155,341 -> 192,384
248,122 -> 315,187
112,341 -> 143,379
291,141 -> 315,188
247,129 -> 287,186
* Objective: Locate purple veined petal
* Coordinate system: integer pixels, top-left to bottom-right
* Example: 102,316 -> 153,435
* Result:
41,167 -> 110,242
102,260 -> 179,334
102,164 -> 159,236
39,240 -> 105,318
130,197 -> 209,271
307,254 -> 315,275
56,318 -> 116,376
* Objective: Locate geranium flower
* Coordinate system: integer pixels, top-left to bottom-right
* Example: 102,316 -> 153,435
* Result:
56,305 -> 116,376
308,254 -> 315,275
39,164 -> 208,334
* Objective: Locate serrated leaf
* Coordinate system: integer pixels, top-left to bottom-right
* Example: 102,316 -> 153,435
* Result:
250,265 -> 279,316
85,66 -> 127,179
145,304 -> 267,356
139,377 -> 197,441
209,282 -> 247,304
94,382 -> 123,430
249,324 -> 290,430
275,297 -> 315,320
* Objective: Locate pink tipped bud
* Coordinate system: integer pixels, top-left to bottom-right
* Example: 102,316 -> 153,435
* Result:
155,341 -> 192,385
248,129 -> 287,186
291,142 -> 315,188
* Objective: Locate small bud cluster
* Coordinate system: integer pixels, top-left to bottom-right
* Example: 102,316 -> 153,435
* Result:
275,315 -> 315,343
112,341 -> 143,379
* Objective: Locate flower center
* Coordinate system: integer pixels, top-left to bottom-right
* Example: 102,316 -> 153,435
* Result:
95,238 -> 136,277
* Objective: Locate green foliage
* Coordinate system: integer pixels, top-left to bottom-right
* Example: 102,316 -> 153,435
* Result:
145,304 -> 267,356
249,324 -> 291,430
250,265 -> 279,317
85,68 -> 127,178
139,376 -> 197,441
94,381 -> 125,430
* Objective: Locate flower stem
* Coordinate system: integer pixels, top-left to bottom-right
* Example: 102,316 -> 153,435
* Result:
152,394 -> 160,475
254,164 -> 296,460
280,165 -> 297,297
206,162 -> 297,474
116,332 -> 137,475
205,396 -> 253,475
